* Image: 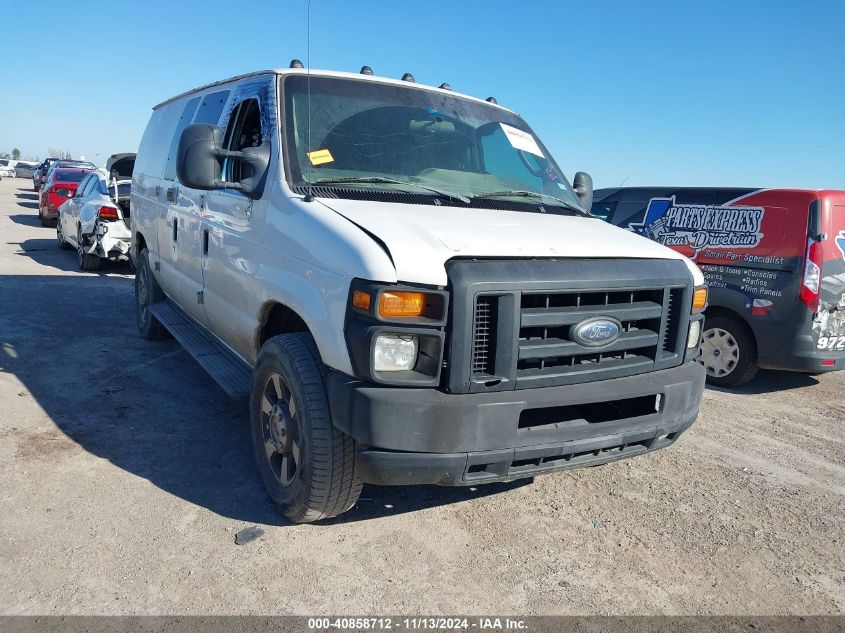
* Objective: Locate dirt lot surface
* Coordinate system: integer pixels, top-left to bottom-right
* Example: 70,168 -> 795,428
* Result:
0,177 -> 843,616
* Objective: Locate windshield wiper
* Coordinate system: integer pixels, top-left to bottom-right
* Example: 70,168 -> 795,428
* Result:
472,190 -> 589,216
311,177 -> 470,204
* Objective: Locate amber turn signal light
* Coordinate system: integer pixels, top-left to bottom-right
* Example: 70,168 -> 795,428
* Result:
352,290 -> 372,311
379,291 -> 428,317
379,291 -> 444,319
692,287 -> 708,313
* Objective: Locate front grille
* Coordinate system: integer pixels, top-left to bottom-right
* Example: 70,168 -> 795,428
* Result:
470,287 -> 685,388
514,288 -> 668,385
447,258 -> 694,394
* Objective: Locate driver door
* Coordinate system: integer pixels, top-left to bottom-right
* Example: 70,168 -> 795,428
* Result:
202,96 -> 270,359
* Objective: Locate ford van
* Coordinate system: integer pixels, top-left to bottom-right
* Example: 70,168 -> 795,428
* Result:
132,64 -> 707,522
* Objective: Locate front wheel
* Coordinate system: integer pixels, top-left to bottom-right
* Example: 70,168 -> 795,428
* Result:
250,333 -> 362,523
697,315 -> 758,387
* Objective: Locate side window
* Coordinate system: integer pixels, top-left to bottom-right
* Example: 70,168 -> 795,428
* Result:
194,90 -> 231,125
77,176 -> 94,197
673,190 -> 715,206
221,98 -> 262,184
613,200 -> 649,227
590,201 -> 616,222
163,96 -> 201,181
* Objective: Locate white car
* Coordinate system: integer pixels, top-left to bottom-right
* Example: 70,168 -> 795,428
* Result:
0,159 -> 15,179
132,63 -> 707,522
56,170 -> 131,270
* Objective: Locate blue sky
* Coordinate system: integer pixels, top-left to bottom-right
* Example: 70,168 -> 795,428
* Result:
1,0 -> 842,189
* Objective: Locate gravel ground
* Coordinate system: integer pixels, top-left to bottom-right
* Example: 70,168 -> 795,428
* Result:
0,177 -> 842,615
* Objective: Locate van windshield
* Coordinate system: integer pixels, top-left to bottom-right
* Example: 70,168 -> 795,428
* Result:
282,75 -> 582,210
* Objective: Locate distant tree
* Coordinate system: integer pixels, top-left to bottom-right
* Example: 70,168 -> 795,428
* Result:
11,148 -> 21,160
47,148 -> 74,160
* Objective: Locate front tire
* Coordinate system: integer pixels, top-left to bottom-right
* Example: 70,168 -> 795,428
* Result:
250,333 -> 361,523
698,315 -> 758,387
135,248 -> 168,340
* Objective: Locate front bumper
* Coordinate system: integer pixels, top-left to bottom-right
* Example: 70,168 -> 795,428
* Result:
327,361 -> 705,485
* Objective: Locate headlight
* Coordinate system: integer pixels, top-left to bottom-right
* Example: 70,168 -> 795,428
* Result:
687,320 -> 701,349
373,334 -> 418,371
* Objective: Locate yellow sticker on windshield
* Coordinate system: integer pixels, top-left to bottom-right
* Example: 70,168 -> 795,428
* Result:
307,148 -> 334,166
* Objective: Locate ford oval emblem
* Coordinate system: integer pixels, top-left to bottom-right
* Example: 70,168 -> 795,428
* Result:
571,317 -> 621,347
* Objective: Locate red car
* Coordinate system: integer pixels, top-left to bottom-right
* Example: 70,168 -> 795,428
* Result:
38,168 -> 92,227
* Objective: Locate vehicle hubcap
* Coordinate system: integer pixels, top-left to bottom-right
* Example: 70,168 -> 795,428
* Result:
260,373 -> 300,487
698,327 -> 739,377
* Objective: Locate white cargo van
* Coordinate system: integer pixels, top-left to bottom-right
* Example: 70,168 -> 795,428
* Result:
132,63 -> 708,522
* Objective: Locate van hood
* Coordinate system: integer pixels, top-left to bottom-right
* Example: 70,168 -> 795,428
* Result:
317,198 -> 705,287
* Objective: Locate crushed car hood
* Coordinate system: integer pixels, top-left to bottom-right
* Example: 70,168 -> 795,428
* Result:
316,198 -> 705,287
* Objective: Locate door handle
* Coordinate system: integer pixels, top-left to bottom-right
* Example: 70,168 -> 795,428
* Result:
202,228 -> 209,256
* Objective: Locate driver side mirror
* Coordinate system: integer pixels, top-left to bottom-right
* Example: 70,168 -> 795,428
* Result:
573,171 -> 593,211
176,124 -> 270,199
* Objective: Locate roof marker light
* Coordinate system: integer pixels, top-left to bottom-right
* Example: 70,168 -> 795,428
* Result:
401,73 -> 415,82
486,97 -> 498,104
289,59 -> 304,68
439,82 -> 452,90
360,66 -> 373,75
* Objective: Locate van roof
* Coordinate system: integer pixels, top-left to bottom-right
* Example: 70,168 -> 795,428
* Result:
153,67 -> 514,113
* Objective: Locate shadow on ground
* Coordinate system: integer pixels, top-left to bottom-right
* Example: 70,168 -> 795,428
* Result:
706,369 -> 819,395
11,238 -> 131,274
1,273 -> 525,526
10,213 -> 40,226
14,190 -> 39,213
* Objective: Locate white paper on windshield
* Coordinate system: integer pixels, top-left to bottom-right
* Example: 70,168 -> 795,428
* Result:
499,123 -> 544,157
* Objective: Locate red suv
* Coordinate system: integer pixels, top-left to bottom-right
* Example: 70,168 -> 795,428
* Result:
38,168 -> 92,227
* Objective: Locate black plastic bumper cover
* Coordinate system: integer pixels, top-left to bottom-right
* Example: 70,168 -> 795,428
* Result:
327,361 -> 705,486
